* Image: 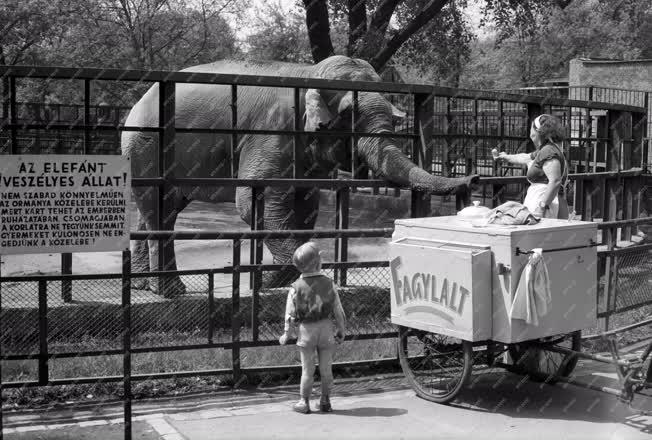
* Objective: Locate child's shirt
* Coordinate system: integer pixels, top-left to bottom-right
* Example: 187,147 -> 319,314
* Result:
283,272 -> 346,333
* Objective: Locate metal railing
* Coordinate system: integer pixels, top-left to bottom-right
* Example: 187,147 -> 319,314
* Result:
1,65 -> 650,438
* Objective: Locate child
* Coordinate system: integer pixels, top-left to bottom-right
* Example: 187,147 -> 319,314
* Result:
279,242 -> 346,414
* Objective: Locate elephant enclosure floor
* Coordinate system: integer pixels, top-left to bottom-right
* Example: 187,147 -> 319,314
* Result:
2,189 -> 438,297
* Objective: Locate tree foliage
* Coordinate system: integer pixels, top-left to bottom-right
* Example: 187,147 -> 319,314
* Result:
462,0 -> 652,88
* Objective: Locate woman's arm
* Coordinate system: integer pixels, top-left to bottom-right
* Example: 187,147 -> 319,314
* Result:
497,152 -> 533,166
534,159 -> 563,217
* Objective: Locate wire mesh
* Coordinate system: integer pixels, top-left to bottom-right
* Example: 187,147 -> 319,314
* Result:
613,248 -> 652,312
131,274 -> 211,348
0,281 -> 39,355
47,279 -> 123,353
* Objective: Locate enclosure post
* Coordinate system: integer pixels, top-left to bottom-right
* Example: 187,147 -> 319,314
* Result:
0,258 -> 3,439
411,93 -> 433,218
60,254 -> 73,303
38,280 -> 49,386
442,98 -> 451,177
293,88 -> 305,179
251,187 -> 264,342
492,101 -> 505,208
9,76 -> 16,154
230,85 -> 238,178
84,79 -> 90,154
158,81 -> 176,297
122,250 -> 132,440
351,91 -> 367,182
335,188 -> 350,286
231,240 -> 242,384
208,270 -> 215,344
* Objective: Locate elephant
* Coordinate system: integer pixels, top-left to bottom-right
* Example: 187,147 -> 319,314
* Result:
122,55 -> 478,296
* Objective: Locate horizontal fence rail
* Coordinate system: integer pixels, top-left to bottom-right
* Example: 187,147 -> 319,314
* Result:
1,65 -> 650,439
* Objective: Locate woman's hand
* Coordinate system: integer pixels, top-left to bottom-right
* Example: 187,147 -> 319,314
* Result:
279,332 -> 290,345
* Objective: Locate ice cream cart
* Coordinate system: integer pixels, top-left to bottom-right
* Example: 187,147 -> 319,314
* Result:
390,212 -> 652,407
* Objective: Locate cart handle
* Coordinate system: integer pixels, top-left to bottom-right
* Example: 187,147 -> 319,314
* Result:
515,240 -> 598,256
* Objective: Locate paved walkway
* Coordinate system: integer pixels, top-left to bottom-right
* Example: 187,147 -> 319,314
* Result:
3,360 -> 652,440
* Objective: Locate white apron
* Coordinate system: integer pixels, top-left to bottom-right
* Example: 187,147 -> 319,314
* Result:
523,159 -> 560,219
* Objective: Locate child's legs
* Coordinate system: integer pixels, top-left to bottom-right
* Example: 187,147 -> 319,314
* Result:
317,346 -> 334,398
299,346 -> 316,400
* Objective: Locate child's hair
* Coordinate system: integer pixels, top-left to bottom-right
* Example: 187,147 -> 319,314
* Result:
532,114 -> 566,143
292,242 -> 321,273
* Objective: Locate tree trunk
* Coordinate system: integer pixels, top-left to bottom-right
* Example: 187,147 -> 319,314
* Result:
347,0 -> 367,56
303,0 -> 335,63
355,0 -> 400,60
369,0 -> 449,72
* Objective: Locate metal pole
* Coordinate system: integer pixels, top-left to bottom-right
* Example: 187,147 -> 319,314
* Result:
9,76 -> 16,154
38,280 -> 48,385
208,270 -> 215,344
0,257 -> 3,440
122,250 -> 132,440
231,240 -> 241,384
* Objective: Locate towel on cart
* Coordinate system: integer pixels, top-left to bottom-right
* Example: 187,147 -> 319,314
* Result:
509,248 -> 551,326
486,201 -> 539,226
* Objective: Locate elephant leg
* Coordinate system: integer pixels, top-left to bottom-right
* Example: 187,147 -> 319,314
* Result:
236,186 -> 321,288
139,193 -> 190,297
130,212 -> 150,290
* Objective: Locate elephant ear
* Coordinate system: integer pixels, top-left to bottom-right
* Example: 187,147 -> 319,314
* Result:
304,88 -> 334,131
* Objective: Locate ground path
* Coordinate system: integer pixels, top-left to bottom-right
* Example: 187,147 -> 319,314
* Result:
3,357 -> 651,440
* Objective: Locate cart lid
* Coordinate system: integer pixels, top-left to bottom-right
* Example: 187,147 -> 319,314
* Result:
394,216 -> 597,236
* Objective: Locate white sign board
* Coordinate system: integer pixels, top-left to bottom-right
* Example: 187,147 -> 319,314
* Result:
0,155 -> 131,254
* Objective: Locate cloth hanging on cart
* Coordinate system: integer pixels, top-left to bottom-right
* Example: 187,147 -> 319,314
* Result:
509,248 -> 551,325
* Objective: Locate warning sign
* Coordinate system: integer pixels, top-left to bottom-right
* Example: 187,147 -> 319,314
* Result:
0,155 -> 131,254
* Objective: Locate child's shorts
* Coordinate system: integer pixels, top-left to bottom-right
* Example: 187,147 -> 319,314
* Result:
297,319 -> 335,350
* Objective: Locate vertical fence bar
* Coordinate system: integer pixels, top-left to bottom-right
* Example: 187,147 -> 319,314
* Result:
335,188 -> 350,286
0,258 -> 2,439
84,79 -> 90,154
251,187 -> 264,342
61,254 -> 72,303
231,85 -> 237,178
443,98 -> 451,177
351,90 -> 360,192
158,81 -> 176,297
411,92 -> 433,218
492,101 -> 504,208
231,239 -> 241,383
122,250 -> 132,440
38,280 -> 48,385
9,76 -> 16,154
208,270 -> 215,344
293,88 -> 304,179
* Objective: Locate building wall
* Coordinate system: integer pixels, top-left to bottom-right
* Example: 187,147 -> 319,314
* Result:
569,58 -> 652,90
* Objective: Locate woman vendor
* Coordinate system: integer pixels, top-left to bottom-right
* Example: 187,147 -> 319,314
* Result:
494,114 -> 569,219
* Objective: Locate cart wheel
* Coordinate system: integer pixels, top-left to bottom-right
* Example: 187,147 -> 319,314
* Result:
398,326 -> 473,404
508,330 -> 581,384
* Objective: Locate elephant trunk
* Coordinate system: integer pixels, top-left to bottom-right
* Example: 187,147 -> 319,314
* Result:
361,139 -> 475,195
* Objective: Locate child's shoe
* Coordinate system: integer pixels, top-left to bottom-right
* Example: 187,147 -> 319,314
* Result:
318,396 -> 332,412
292,400 -> 311,414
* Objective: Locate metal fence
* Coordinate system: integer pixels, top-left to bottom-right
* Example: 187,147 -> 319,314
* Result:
0,65 -> 651,438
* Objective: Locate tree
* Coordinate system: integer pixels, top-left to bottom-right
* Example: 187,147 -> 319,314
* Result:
301,0 -> 577,72
392,1 -> 474,86
460,0 -> 651,89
